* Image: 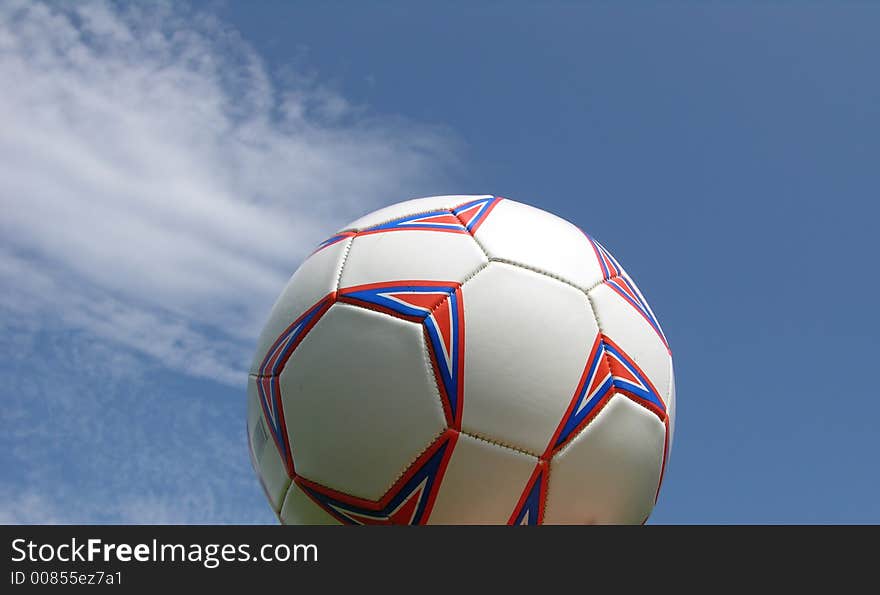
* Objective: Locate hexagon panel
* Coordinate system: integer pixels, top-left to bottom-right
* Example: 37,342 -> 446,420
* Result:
427,432 -> 538,525
472,199 -> 606,291
543,395 -> 666,524
278,303 -> 447,501
339,229 -> 486,288
460,261 -> 599,455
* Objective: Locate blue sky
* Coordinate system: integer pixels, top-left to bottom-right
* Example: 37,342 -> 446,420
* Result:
1,1 -> 878,523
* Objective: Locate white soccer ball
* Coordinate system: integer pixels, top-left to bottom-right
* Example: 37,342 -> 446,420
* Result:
247,195 -> 675,524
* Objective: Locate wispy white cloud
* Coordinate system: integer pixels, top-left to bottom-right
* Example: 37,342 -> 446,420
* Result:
0,0 -> 459,384
0,0 -> 460,523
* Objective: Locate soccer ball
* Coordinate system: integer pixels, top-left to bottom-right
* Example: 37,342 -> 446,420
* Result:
247,195 -> 675,524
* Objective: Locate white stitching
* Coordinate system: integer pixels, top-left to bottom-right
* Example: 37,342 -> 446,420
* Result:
488,257 -> 588,294
334,236 -> 354,292
291,427 -> 448,508
417,319 -> 449,425
458,427 -> 540,459
276,476 -> 295,520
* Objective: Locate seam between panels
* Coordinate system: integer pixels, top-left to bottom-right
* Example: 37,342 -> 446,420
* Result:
587,275 -> 672,406
364,427 -> 448,500
583,290 -> 608,386
465,230 -> 491,260
588,273 -> 673,409
583,271 -> 625,294
458,428 -> 541,459
541,460 -> 551,524
621,394 -> 668,422
247,374 -> 293,519
417,318 -> 450,426
537,284 -> 608,525
492,257 -> 672,410
420,261 -> 488,426
584,290 -> 622,425
334,236 -> 355,292
451,209 -> 491,259
280,430 -> 545,522
456,260 -> 491,292
489,257 -> 589,295
541,396 -> 618,525
423,260 -> 490,318
276,476 -> 295,522
540,448 -> 560,525
587,288 -> 669,517
248,372 -> 284,380
292,426 -> 450,507
486,257 -> 641,307
307,300 -> 448,437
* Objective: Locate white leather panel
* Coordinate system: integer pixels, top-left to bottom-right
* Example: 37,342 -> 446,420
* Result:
279,303 -> 447,500
280,481 -> 342,525
472,199 -> 605,291
543,395 -> 666,524
428,432 -> 538,524
339,229 -> 486,288
461,262 -> 599,455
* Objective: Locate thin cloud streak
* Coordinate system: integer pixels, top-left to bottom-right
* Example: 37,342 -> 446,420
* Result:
0,0 -> 459,384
